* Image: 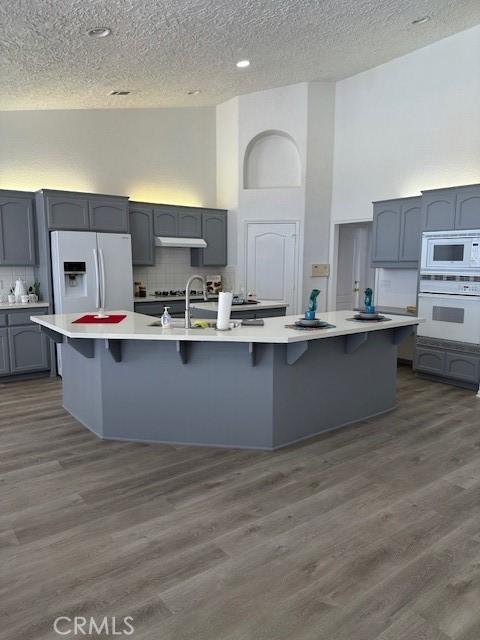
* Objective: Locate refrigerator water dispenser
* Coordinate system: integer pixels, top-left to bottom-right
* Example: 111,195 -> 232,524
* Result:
63,261 -> 87,297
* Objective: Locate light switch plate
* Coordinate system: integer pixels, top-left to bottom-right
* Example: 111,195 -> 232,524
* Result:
311,263 -> 330,277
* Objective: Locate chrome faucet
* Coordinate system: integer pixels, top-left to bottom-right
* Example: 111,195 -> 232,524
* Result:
185,275 -> 208,328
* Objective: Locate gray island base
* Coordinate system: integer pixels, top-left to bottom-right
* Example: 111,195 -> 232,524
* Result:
33,311 -> 421,450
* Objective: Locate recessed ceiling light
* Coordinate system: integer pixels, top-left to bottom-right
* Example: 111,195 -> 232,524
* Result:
236,59 -> 250,69
87,27 -> 112,38
412,16 -> 430,25
109,90 -> 131,96
187,89 -> 201,95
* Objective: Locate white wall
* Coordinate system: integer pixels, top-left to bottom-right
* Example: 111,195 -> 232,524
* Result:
0,107 -> 217,207
331,25 -> 480,223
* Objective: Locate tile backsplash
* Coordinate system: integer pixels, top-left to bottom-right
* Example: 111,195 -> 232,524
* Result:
133,248 -> 235,293
0,266 -> 36,297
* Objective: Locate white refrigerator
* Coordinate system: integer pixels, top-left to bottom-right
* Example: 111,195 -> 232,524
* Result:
51,231 -> 134,373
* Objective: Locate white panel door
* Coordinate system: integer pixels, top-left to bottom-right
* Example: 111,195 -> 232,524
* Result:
246,222 -> 298,312
96,233 -> 134,311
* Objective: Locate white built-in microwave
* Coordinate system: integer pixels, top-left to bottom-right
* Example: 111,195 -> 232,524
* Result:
421,230 -> 480,274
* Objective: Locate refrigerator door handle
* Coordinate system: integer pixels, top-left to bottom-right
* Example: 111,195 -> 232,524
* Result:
93,249 -> 101,309
99,248 -> 107,310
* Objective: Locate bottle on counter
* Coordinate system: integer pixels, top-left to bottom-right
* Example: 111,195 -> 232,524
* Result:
160,306 -> 172,328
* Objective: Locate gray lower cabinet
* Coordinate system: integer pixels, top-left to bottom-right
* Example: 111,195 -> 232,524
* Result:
89,198 -> 128,232
0,328 -> 9,375
0,309 -> 50,377
421,189 -> 456,231
8,325 -> 49,373
129,205 -> 154,265
372,197 -> 421,267
154,207 -> 178,236
415,341 -> 480,387
191,210 -> 227,267
455,185 -> 480,230
414,347 -> 446,375
445,353 -> 480,383
0,191 -> 36,265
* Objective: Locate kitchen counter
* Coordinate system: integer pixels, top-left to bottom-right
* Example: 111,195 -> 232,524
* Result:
134,295 -> 216,303
31,309 -> 418,344
0,301 -> 49,311
33,310 -> 421,450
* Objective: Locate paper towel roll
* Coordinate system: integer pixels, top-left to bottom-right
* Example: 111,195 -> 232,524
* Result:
216,291 -> 233,330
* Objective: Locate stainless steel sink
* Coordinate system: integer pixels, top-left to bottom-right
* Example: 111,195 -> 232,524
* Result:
149,319 -> 241,330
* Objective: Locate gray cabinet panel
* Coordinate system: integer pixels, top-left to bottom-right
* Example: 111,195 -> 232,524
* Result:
399,200 -> 421,262
0,314 -> 6,327
154,208 -> 178,236
178,210 -> 202,238
89,199 -> 128,232
0,328 -> 9,375
421,190 -> 456,231
372,201 -> 401,262
0,195 -> 36,265
8,325 -> 49,373
191,211 -> 227,267
129,206 -> 154,265
445,353 -> 480,383
414,348 -> 445,375
47,196 -> 89,230
455,186 -> 480,230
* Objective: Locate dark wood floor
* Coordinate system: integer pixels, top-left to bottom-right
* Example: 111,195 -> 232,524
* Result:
1,367 -> 480,640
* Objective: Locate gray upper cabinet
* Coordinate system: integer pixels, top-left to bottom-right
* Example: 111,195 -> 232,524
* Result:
455,185 -> 480,230
43,191 -> 128,233
154,207 -> 178,236
46,194 -> 89,230
129,204 -> 154,266
399,198 -> 421,262
89,198 -> 128,232
372,201 -> 401,263
178,210 -> 202,238
0,191 -> 36,265
421,189 -> 456,231
191,210 -> 227,267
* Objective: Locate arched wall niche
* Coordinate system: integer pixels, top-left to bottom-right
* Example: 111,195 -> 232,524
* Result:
243,130 -> 302,189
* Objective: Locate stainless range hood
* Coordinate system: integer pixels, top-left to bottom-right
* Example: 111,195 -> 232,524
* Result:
154,236 -> 207,249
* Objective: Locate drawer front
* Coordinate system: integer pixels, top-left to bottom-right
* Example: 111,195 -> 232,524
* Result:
134,301 -> 185,317
7,309 -> 47,326
445,352 -> 480,383
0,313 -> 6,327
255,308 -> 287,318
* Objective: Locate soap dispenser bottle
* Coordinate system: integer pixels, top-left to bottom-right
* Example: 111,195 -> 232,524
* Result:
160,306 -> 172,328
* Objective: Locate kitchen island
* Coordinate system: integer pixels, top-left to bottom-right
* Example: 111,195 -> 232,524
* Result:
32,310 -> 420,450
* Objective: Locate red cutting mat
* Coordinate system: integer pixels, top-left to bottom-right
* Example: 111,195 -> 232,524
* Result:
72,314 -> 127,324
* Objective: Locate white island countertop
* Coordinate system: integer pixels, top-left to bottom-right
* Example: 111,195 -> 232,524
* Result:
31,310 -> 422,344
191,299 -> 288,312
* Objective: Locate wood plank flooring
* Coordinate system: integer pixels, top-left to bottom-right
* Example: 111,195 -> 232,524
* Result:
1,367 -> 480,639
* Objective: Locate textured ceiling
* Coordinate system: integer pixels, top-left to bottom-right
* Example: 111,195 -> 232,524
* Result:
1,0 -> 480,110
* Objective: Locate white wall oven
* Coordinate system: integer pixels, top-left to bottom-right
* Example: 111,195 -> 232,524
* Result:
417,293 -> 480,344
421,229 -> 480,274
